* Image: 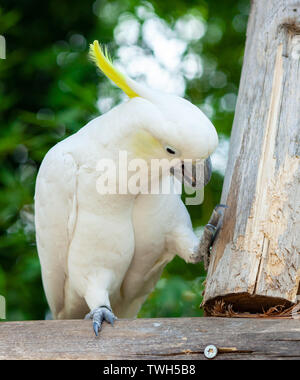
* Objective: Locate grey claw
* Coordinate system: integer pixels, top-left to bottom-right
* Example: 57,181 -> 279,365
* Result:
205,223 -> 217,232
196,204 -> 228,270
93,321 -> 100,336
85,306 -> 117,337
104,310 -> 115,326
215,204 -> 228,209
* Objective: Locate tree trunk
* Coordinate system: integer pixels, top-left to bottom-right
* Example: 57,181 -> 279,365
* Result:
203,0 -> 300,314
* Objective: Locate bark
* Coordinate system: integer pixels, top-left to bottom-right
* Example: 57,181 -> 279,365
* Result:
0,318 -> 299,359
203,0 -> 300,313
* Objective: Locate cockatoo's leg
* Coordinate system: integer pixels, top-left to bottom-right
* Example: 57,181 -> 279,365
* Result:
85,306 -> 117,336
171,204 -> 227,269
83,270 -> 118,336
192,204 -> 227,269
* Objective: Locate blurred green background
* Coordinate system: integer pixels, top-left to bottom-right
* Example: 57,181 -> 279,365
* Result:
0,0 -> 249,320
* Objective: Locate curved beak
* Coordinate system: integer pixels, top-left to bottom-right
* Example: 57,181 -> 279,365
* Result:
203,156 -> 212,186
171,157 -> 212,189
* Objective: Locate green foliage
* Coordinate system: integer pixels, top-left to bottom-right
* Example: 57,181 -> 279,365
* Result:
0,0 -> 248,320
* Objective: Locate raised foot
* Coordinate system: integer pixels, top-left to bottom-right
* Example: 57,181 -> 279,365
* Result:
190,204 -> 228,269
85,306 -> 117,336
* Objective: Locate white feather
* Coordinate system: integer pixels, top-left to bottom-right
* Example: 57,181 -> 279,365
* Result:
35,87 -> 217,319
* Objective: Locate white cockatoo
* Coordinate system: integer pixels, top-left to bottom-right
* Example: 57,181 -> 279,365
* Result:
35,41 -> 220,335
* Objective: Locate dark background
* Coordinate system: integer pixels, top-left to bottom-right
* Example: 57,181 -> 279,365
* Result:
0,0 -> 249,320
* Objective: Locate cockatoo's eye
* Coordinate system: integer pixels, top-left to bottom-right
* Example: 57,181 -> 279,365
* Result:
164,145 -> 178,156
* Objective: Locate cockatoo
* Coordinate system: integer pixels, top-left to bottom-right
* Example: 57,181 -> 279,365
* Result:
35,41 -> 222,336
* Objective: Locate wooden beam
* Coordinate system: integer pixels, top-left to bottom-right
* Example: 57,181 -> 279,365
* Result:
0,318 -> 300,360
203,0 -> 300,313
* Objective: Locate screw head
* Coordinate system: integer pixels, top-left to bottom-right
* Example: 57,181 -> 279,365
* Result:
204,344 -> 218,359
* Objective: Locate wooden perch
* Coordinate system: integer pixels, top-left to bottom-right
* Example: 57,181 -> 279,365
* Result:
203,0 -> 300,314
0,318 -> 300,360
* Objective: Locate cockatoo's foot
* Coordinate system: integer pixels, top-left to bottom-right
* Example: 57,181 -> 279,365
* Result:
190,204 -> 227,270
85,306 -> 117,336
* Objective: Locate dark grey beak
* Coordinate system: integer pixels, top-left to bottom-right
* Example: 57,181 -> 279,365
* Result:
171,157 -> 213,189
204,156 -> 212,186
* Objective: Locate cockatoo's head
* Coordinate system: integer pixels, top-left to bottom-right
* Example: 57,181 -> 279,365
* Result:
89,41 -> 218,188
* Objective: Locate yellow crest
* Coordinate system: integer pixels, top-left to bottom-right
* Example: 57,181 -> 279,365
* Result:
89,40 -> 138,98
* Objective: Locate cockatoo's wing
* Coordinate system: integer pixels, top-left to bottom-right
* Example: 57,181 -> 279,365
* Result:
35,146 -> 78,318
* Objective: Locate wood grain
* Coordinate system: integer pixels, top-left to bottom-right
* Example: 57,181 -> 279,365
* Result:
203,0 -> 300,312
0,318 -> 299,360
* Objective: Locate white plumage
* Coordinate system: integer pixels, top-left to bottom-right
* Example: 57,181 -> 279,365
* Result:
35,42 -> 218,330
